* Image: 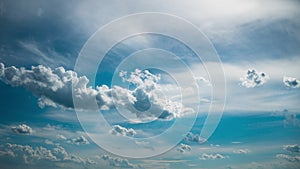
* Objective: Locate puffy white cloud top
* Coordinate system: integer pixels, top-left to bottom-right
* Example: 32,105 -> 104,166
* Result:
240,69 -> 269,88
0,63 -> 192,120
177,143 -> 191,153
11,124 -> 32,134
199,153 -> 227,160
101,155 -> 136,168
283,76 -> 300,88
0,143 -> 95,164
110,125 -> 136,137
68,136 -> 90,145
185,132 -> 207,143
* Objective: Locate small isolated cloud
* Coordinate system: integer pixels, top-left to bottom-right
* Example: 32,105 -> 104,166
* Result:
276,154 -> 300,162
101,155 -> 136,168
185,132 -> 207,143
68,136 -> 89,145
199,153 -> 227,160
56,134 -> 67,140
110,125 -> 136,137
240,69 -> 269,88
11,124 -> 32,134
233,149 -> 250,154
284,144 -> 300,153
283,76 -> 300,88
177,143 -> 191,153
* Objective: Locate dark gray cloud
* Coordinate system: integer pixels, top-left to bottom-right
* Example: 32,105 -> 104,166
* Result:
283,76 -> 300,88
240,69 -> 269,88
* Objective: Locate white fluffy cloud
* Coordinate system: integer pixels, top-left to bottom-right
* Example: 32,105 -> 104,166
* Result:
283,76 -> 300,88
185,132 -> 207,143
0,63 -> 133,110
101,155 -> 136,168
284,144 -> 300,153
240,69 -> 269,88
56,134 -> 67,140
0,143 -> 95,165
11,124 -> 32,134
199,153 -> 227,160
0,63 -> 192,120
110,125 -> 136,137
177,143 -> 191,153
68,136 -> 90,145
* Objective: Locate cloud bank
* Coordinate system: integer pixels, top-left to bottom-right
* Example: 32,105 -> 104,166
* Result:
101,155 -> 136,168
0,143 -> 94,165
0,63 -> 192,120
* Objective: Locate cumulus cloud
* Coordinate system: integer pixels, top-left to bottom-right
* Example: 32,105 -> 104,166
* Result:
240,69 -> 269,88
11,124 -> 32,134
101,155 -> 137,168
68,136 -> 89,145
284,144 -> 300,153
233,149 -> 250,154
283,76 -> 300,88
177,143 -> 191,153
276,154 -> 300,162
110,125 -> 136,137
185,132 -> 207,143
0,143 -> 94,165
56,134 -> 67,140
199,153 -> 227,160
0,63 -> 193,120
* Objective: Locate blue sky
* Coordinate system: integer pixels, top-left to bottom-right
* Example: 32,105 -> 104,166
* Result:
0,0 -> 300,168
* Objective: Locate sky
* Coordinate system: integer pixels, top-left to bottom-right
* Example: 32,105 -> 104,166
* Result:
0,0 -> 300,168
